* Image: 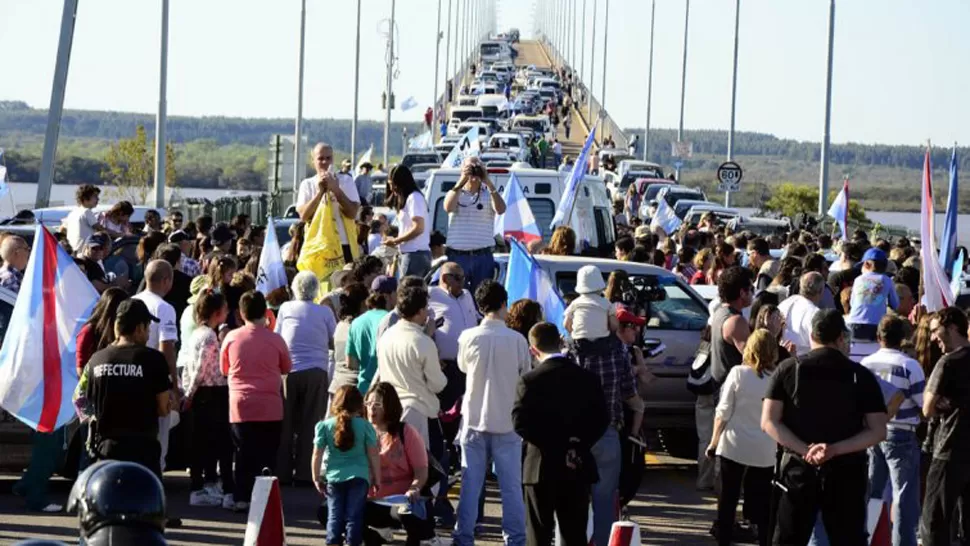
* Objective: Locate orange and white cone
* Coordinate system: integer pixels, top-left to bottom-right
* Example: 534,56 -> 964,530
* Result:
244,476 -> 287,546
607,521 -> 642,546
866,498 -> 891,546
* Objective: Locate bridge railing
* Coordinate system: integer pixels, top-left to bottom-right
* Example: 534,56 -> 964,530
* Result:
537,36 -> 630,152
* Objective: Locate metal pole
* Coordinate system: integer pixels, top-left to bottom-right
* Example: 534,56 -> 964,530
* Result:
571,0 -> 576,69
587,0 -> 597,123
676,0 -> 690,181
725,0 -> 740,207
600,0 -> 609,138
443,0 -> 453,110
644,0 -> 655,162
580,0 -> 587,89
351,0 -> 362,164
293,0 -> 306,192
153,0 -> 169,208
454,0 -> 462,91
432,0 -> 442,141
36,0 -> 78,209
383,0 -> 397,168
818,0 -> 836,215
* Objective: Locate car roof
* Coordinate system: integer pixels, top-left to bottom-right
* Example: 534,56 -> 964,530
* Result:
492,253 -> 680,279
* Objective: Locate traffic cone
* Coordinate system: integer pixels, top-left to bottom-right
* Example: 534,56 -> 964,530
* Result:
244,475 -> 287,546
607,521 -> 642,546
866,497 -> 891,546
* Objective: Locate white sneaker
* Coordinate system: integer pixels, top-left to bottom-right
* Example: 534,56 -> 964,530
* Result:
221,493 -> 235,510
190,490 -> 223,507
204,482 -> 224,498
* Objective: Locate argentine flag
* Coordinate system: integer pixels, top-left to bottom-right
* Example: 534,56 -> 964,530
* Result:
551,125 -> 596,228
0,226 -> 99,432
494,173 -> 541,243
827,176 -> 849,241
256,216 -> 288,295
504,238 -> 566,335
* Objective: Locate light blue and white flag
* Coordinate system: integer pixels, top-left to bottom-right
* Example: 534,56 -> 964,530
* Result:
827,176 -> 849,241
951,249 -> 965,304
440,125 -> 480,168
408,131 -> 434,151
256,216 -> 288,295
356,145 -> 374,169
0,148 -> 8,199
504,238 -> 566,335
650,197 -> 683,235
940,147 -> 959,273
550,125 -> 596,228
400,96 -> 418,111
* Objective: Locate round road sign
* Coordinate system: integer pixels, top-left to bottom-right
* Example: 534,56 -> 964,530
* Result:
717,161 -> 743,192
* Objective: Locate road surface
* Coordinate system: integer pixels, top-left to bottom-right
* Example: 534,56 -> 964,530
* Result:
0,457 -> 738,545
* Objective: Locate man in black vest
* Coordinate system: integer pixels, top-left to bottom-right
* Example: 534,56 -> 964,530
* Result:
512,322 -> 609,546
762,309 -> 887,544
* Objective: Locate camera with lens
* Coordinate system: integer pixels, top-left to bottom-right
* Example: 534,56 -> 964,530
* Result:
618,275 -> 666,314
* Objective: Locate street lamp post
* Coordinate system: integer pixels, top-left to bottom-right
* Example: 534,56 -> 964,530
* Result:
293,0 -> 307,192
819,0 -> 836,215
676,0 -> 690,181
644,0 -> 655,162
600,0 -> 609,138
587,0 -> 597,123
726,0 -> 740,207
153,0 -> 169,208
351,0 -> 362,164
382,0 -> 397,168
443,0 -> 453,108
432,0 -> 442,142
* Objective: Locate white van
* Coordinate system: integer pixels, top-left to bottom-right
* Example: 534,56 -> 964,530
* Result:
476,95 -> 509,119
448,106 -> 485,135
423,165 -> 616,255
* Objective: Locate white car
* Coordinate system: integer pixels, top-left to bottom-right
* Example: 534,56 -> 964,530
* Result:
485,132 -> 529,162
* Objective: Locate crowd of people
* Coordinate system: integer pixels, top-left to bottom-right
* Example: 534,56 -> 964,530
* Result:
3,125 -> 970,546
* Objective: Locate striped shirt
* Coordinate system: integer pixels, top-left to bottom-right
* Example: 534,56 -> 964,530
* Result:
445,187 -> 496,251
860,347 -> 926,427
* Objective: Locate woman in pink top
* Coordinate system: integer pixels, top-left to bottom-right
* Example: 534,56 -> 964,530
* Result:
220,290 -> 292,512
360,382 -> 437,546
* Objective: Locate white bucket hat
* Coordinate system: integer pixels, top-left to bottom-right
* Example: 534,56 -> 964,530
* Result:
575,265 -> 606,295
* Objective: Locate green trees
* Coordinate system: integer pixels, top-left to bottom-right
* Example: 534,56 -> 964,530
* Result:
764,182 -> 867,222
102,124 -> 176,203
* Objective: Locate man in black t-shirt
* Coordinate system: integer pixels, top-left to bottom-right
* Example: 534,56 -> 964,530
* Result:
762,309 -> 887,545
86,299 -> 172,477
78,234 -> 111,293
920,307 -> 970,546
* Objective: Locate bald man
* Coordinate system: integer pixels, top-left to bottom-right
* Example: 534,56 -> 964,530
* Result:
295,143 -> 361,264
0,235 -> 30,294
133,259 -> 180,474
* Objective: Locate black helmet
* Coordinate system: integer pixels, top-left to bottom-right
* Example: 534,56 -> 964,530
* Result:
67,460 -> 166,538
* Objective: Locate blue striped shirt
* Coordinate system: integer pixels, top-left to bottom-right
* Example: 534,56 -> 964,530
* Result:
860,348 -> 926,426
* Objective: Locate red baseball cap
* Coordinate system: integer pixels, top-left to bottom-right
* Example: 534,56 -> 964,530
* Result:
616,307 -> 646,327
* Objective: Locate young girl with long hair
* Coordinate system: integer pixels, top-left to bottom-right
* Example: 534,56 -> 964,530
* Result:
312,385 -> 381,546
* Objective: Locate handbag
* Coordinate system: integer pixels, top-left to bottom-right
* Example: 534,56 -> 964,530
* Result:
687,338 -> 715,395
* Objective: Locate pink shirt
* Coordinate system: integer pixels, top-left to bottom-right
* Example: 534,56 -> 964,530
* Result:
220,324 -> 292,423
371,424 -> 428,498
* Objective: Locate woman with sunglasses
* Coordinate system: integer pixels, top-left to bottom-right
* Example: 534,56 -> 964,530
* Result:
384,165 -> 431,279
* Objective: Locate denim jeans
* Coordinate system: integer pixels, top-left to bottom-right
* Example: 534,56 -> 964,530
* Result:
453,429 -> 526,546
399,250 -> 432,280
869,428 -> 921,546
327,477 -> 370,546
449,252 -> 495,295
590,427 -> 621,546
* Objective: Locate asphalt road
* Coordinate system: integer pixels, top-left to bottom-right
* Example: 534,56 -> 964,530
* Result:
0,458 -> 732,546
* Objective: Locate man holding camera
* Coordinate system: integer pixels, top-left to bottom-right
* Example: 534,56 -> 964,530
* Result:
442,157 -> 506,293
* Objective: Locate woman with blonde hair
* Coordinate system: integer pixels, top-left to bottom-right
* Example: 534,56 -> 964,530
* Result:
691,248 -> 713,285
706,329 -> 778,546
545,226 -> 576,256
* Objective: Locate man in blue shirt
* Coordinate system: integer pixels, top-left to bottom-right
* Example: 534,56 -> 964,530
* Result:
847,248 -> 899,341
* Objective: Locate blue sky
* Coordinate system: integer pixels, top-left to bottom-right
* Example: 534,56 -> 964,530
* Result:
1,0 -> 967,146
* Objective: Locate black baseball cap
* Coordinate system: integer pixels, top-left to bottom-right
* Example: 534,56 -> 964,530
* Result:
86,233 -> 109,249
211,224 -> 234,246
115,299 -> 159,333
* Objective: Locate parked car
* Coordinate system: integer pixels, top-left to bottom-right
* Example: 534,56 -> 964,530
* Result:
426,254 -> 707,458
400,152 -> 444,170
657,185 -> 708,208
617,160 -> 665,180
683,204 -> 740,226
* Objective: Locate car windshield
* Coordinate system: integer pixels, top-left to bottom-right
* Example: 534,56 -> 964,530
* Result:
513,119 -> 545,132
644,184 -> 672,201
489,137 -> 520,148
481,43 -> 502,55
665,190 -> 704,206
401,154 -> 440,169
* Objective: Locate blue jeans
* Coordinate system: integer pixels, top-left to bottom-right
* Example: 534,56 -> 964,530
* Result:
327,477 -> 369,546
590,427 -> 621,546
399,250 -> 432,280
869,428 -> 921,546
454,429 -> 526,546
449,252 -> 495,295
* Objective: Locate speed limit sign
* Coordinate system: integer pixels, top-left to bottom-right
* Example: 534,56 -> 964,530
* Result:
717,161 -> 743,192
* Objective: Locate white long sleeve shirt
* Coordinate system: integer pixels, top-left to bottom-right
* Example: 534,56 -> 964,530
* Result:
458,318 -> 532,434
377,319 -> 447,419
715,365 -> 776,468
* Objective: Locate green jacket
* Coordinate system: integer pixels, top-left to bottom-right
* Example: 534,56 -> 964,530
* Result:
538,140 -> 549,154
